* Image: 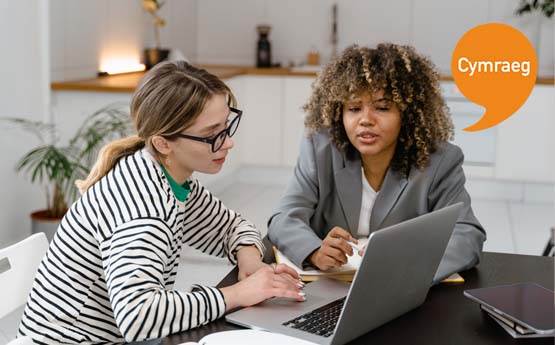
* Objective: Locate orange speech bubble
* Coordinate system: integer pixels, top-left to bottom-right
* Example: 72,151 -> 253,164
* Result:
451,23 -> 537,132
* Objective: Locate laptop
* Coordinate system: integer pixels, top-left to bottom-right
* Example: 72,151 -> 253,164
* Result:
226,202 -> 463,345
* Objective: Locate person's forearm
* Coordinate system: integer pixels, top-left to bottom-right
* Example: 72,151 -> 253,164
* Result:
220,285 -> 241,311
236,245 -> 262,266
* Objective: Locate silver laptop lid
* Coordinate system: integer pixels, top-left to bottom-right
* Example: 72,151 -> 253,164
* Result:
225,203 -> 463,345
330,202 -> 462,345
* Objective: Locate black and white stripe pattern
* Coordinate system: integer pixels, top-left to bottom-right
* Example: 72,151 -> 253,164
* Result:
18,149 -> 264,344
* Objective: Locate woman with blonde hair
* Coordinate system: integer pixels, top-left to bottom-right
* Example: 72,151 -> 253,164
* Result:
268,43 -> 486,282
18,61 -> 304,344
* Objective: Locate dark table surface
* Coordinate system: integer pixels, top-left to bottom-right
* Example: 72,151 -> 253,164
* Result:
163,252 -> 554,345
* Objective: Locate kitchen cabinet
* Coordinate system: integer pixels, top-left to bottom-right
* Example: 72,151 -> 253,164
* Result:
442,82 -> 497,178
495,85 -> 554,182
234,75 -> 313,167
282,77 -> 314,166
240,76 -> 282,166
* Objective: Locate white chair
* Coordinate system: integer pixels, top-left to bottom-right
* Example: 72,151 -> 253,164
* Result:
6,336 -> 34,344
0,233 -> 48,319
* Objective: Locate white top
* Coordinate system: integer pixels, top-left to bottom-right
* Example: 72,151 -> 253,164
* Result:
19,148 -> 264,344
356,171 -> 378,237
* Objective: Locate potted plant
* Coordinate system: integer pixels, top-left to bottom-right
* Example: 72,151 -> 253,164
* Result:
3,103 -> 133,241
143,0 -> 170,69
515,0 -> 554,18
514,0 -> 554,65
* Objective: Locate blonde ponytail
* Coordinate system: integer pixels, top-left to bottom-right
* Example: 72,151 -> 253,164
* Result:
76,135 -> 145,194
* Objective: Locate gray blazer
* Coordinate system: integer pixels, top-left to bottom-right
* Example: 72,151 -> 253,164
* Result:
268,131 -> 486,282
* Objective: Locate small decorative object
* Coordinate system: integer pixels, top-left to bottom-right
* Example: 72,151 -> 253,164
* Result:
2,104 -> 133,240
143,0 -> 170,69
515,0 -> 554,18
256,24 -> 272,68
307,46 -> 320,66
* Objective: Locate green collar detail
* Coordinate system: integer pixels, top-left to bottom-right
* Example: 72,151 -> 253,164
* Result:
160,164 -> 191,202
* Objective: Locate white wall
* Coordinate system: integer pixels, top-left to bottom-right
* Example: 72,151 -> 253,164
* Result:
0,0 -> 50,247
50,0 -> 554,81
50,0 -> 143,81
160,0 -> 198,63
412,0 -> 489,76
194,0 -> 554,76
50,0 -> 197,82
489,0 -> 555,77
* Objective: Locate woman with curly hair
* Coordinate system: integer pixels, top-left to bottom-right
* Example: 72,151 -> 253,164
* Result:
268,43 -> 486,283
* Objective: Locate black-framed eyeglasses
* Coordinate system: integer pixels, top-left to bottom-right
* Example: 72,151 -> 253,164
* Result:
170,107 -> 243,152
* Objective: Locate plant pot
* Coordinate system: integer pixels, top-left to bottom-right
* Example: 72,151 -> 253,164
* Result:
31,210 -> 63,242
143,48 -> 170,70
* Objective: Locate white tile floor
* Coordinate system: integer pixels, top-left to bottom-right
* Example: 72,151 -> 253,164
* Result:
2,174 -> 553,344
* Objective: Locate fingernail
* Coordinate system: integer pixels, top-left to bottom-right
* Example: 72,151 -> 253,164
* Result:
297,282 -> 304,288
298,291 -> 306,297
298,279 -> 305,286
300,296 -> 306,301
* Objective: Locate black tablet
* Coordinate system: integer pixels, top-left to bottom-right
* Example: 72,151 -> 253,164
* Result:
464,283 -> 554,334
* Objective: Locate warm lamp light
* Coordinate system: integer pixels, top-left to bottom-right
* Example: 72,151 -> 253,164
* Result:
98,58 -> 146,76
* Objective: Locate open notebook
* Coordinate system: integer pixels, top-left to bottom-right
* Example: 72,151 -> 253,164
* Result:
272,238 -> 368,282
273,238 -> 464,284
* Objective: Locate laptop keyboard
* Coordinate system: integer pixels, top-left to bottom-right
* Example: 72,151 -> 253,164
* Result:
282,297 -> 346,338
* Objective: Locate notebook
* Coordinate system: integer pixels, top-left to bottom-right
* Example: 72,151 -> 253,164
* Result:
272,238 -> 368,282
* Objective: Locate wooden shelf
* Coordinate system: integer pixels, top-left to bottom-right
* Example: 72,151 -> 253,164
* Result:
51,65 -> 320,93
51,64 -> 554,93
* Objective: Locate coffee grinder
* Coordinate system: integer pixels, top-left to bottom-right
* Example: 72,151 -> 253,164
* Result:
256,24 -> 272,68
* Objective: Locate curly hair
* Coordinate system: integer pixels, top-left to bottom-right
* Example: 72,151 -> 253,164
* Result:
304,43 -> 454,176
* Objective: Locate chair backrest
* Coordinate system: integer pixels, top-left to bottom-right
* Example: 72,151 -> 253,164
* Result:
542,226 -> 555,257
6,336 -> 34,345
0,233 -> 49,319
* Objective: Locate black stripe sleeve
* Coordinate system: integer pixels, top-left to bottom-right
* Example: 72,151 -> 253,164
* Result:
101,218 -> 226,342
184,181 -> 265,264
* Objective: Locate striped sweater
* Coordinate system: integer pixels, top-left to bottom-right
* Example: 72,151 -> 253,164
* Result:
18,149 -> 264,344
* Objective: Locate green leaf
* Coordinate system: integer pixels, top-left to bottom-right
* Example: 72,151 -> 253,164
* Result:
8,102 -> 134,215
1,117 -> 55,144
